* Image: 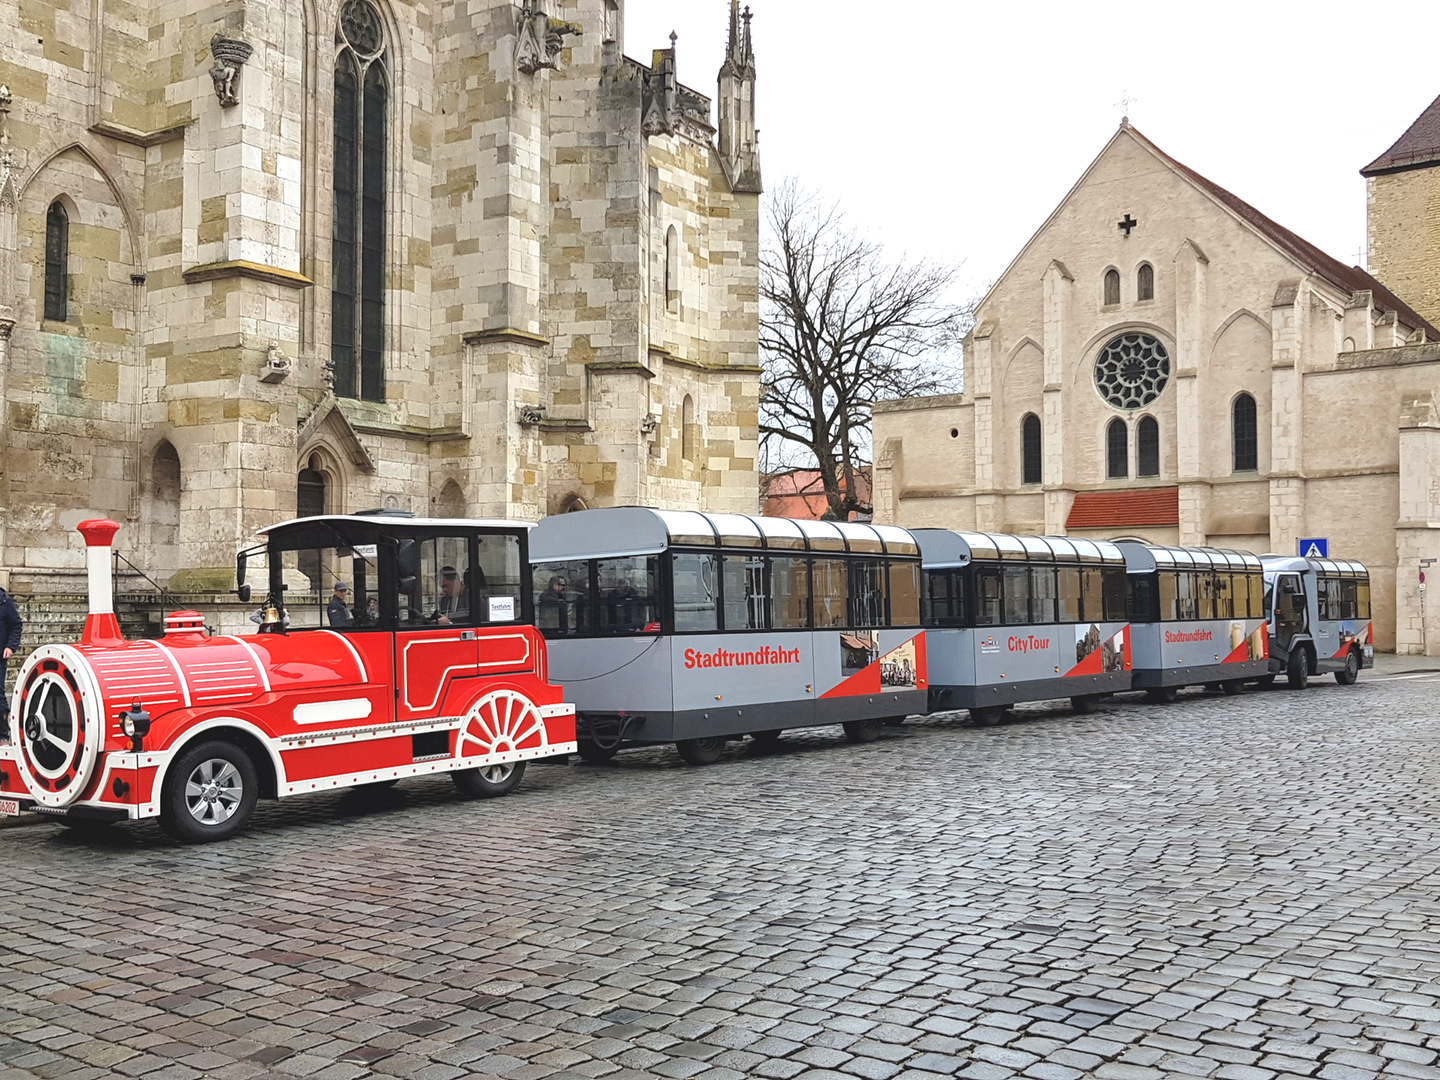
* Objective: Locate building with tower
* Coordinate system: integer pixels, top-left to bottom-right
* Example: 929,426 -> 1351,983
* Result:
873,118 -> 1440,653
0,0 -> 762,599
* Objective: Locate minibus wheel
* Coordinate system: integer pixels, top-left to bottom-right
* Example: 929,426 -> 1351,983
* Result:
453,760 -> 526,798
1334,650 -> 1359,686
1286,647 -> 1310,690
676,737 -> 725,765
970,705 -> 1004,726
577,740 -> 619,763
160,740 -> 259,844
1145,687 -> 1178,704
1220,680 -> 1245,696
1070,695 -> 1099,714
843,717 -> 883,743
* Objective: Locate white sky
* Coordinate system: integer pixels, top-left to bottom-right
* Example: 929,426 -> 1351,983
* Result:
627,0 -> 1440,305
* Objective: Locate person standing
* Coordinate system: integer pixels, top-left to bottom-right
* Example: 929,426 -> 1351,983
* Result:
0,585 -> 22,739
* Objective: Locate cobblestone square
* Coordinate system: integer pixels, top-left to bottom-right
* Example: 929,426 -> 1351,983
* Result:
3,667 -> 1439,1080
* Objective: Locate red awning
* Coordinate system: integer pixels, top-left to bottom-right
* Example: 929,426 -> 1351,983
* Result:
1066,488 -> 1179,529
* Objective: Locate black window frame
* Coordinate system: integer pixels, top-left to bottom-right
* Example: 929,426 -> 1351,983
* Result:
1107,418 -> 1128,479
1021,413 -> 1042,485
44,200 -> 69,322
1137,415 -> 1159,477
1233,393 -> 1258,473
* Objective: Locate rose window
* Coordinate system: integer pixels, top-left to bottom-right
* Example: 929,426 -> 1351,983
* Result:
1094,333 -> 1170,409
339,0 -> 384,57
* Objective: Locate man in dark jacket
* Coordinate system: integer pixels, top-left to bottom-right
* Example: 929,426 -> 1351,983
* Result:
0,586 -> 21,739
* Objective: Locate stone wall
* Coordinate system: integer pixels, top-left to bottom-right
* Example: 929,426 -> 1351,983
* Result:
1366,166 -> 1440,332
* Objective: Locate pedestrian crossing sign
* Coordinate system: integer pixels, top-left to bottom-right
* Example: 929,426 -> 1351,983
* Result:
1299,538 -> 1328,559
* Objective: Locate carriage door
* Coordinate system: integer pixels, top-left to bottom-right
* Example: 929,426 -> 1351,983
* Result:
1273,574 -> 1307,653
394,535 -> 480,726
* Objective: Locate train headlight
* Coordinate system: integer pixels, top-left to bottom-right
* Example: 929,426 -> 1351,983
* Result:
119,702 -> 151,751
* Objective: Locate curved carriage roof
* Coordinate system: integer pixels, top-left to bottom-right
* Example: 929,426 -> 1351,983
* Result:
1260,554 -> 1369,577
1116,541 -> 1262,574
913,529 -> 1126,569
258,514 -> 534,536
528,507 -> 920,562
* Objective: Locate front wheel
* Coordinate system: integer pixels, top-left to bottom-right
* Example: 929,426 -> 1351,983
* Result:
453,760 -> 526,798
1070,695 -> 1099,715
969,705 -> 1004,726
843,717 -> 883,743
1334,650 -> 1359,686
676,736 -> 726,765
1287,647 -> 1310,690
160,740 -> 259,844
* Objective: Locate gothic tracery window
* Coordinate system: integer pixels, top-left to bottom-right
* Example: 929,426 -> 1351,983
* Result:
332,0 -> 388,402
44,201 -> 69,322
1094,333 -> 1171,409
1233,393 -> 1258,473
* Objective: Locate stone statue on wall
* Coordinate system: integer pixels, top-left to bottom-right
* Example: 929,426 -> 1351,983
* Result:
209,35 -> 254,107
515,5 -> 583,75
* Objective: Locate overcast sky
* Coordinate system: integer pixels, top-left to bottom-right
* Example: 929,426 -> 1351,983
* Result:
626,1 -> 1440,304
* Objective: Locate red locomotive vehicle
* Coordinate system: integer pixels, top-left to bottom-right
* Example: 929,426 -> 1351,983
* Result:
0,514 -> 576,842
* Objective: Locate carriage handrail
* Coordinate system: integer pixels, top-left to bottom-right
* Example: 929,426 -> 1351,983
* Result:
112,549 -> 173,630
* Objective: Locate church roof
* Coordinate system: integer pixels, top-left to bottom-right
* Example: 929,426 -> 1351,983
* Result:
1127,124 -> 1438,341
1361,94 -> 1440,177
1066,487 -> 1179,530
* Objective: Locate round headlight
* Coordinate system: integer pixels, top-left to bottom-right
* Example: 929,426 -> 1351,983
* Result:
121,716 -> 136,737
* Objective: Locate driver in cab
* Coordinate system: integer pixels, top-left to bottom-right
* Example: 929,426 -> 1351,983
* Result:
434,566 -> 468,624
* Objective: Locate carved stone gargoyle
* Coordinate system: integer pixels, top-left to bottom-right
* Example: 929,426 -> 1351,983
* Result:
515,5 -> 583,75
209,34 -> 254,107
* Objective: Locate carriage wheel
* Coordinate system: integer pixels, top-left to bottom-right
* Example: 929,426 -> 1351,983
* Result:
453,761 -> 526,799
676,736 -> 726,765
970,705 -> 1004,726
452,690 -> 546,799
1145,687 -> 1178,705
1070,695 -> 1099,715
842,717 -> 883,743
1334,650 -> 1359,686
1220,680 -> 1245,696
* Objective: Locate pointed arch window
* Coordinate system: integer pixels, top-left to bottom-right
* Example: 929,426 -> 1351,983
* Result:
332,0 -> 388,403
665,225 -> 680,312
1103,268 -> 1120,306
682,394 -> 696,460
44,201 -> 69,322
1233,393 -> 1258,472
1107,418 -> 1128,479
1021,413 -> 1042,485
1137,262 -> 1154,301
1137,415 -> 1159,477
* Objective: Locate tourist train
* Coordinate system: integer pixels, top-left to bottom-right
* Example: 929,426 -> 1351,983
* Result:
0,510 -> 1372,841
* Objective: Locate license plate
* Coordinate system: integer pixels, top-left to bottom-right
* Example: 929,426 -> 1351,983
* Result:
0,799 -> 20,817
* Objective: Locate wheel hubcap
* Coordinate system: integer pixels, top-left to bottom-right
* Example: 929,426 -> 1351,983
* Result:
184,759 -> 243,825
480,763 -> 514,784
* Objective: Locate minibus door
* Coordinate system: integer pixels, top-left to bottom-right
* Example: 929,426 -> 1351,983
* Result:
1273,574 -> 1307,654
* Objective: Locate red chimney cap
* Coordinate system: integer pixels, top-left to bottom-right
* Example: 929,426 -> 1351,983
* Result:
77,519 -> 122,548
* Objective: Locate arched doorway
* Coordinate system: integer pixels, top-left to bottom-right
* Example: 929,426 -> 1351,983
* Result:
436,479 -> 465,518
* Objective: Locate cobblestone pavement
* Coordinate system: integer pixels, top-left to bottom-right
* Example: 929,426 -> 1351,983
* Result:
4,670 -> 1440,1080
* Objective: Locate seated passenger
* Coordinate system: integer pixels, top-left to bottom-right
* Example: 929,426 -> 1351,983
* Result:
538,574 -> 572,632
434,565 -> 469,624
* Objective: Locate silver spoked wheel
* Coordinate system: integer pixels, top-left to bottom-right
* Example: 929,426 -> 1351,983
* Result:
184,758 -> 245,825
479,762 -> 515,785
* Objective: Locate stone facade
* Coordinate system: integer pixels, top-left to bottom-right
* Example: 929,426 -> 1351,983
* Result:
1363,93 -> 1440,332
873,122 -> 1440,653
0,0 -> 762,595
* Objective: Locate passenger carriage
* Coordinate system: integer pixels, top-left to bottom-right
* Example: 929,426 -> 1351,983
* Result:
1261,554 -> 1374,688
1118,542 -> 1269,701
529,508 -> 928,764
915,529 -> 1132,721
0,515 -> 575,842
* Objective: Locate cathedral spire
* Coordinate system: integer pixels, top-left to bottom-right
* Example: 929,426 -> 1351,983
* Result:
717,1 -> 761,193
723,0 -> 754,76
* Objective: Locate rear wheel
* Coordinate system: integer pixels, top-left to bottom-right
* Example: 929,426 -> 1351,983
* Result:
452,760 -> 525,798
1145,687 -> 1178,704
843,717 -> 883,743
1287,646 -> 1310,690
160,740 -> 259,844
576,740 -> 619,763
970,705 -> 1004,726
676,736 -> 726,765
1220,680 -> 1245,696
1070,695 -> 1099,715
1335,650 -> 1359,686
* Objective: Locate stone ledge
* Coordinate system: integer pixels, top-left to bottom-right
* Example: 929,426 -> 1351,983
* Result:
874,393 -> 969,413
182,260 -> 315,288
650,346 -> 762,373
587,360 -> 654,379
463,327 -> 549,348
349,420 -> 468,443
89,118 -> 193,147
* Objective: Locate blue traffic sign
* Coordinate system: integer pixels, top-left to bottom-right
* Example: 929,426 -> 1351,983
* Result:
1299,538 -> 1328,559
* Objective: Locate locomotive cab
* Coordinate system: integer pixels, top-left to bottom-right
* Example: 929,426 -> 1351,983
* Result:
0,515 -> 575,842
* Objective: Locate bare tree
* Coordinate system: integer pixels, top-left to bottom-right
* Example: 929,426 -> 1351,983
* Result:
760,180 -> 970,520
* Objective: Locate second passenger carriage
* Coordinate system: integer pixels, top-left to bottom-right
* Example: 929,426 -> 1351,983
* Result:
529,508 -> 928,763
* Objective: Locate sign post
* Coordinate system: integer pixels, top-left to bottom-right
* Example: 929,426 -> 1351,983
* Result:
1298,537 -> 1328,559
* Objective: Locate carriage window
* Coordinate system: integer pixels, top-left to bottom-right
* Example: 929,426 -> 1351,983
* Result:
849,560 -> 887,627
922,570 -> 965,627
1357,578 -> 1371,620
1002,567 -> 1031,625
1175,571 -> 1197,620
770,557 -> 811,629
1158,571 -> 1178,622
475,533 -> 523,623
889,561 -> 921,626
670,553 -> 717,632
1079,569 -> 1104,623
535,560 -> 591,637
723,554 -> 768,630
1229,572 -> 1249,620
1031,567 -> 1057,623
398,535 -> 474,628
599,555 -> 660,633
1057,567 -> 1082,623
974,567 -> 1003,626
1127,574 -> 1157,623
1316,577 -> 1335,620
278,545 -> 379,630
1102,568 -> 1127,621
1248,572 -> 1265,619
1197,572 -> 1216,620
812,558 -> 850,628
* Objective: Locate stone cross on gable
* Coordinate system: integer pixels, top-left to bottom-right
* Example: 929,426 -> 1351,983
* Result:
1118,214 -> 1138,236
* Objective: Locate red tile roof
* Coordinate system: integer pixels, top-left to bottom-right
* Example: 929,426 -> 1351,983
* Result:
763,468 -> 872,521
1131,125 -> 1438,341
1362,94 -> 1440,177
1066,487 -> 1179,529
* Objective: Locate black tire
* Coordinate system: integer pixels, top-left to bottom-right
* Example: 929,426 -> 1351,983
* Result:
1287,646 -> 1310,690
1256,674 -> 1277,688
843,717 -> 883,743
676,736 -> 725,765
1220,680 -> 1244,696
970,705 -> 1004,726
159,740 -> 259,844
576,740 -> 619,763
1145,687 -> 1178,704
748,729 -> 783,749
1070,695 -> 1099,715
452,760 -> 526,798
1335,649 -> 1359,686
